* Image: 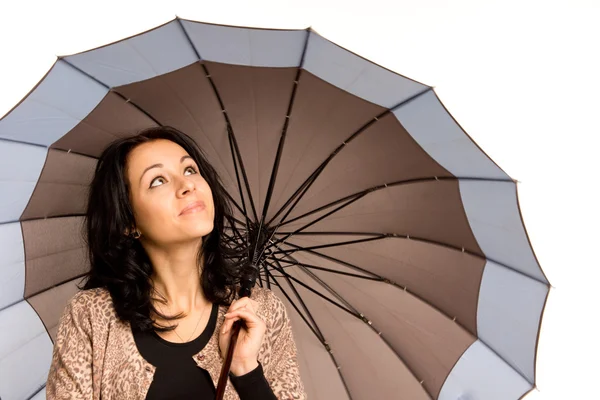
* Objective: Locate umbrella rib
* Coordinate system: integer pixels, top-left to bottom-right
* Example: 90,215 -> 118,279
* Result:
228,131 -> 252,229
278,240 -> 481,335
279,231 -> 547,285
265,158 -> 324,227
266,259 -> 360,319
233,218 -> 247,227
221,232 -> 246,250
269,192 -> 368,249
178,18 -> 255,226
207,68 -> 260,223
275,258 -> 382,281
224,116 -> 260,223
479,338 -> 535,386
271,234 -> 386,255
267,177 -> 546,283
229,216 -> 248,229
294,263 -> 362,316
224,192 -> 248,225
268,256 -> 331,343
275,244 -> 391,319
0,136 -> 48,149
176,18 -> 202,60
260,28 -> 311,224
177,20 -> 260,223
264,268 -> 325,343
25,384 -> 45,400
279,176 -> 514,228
266,87 -> 433,227
22,272 -> 88,301
279,240 -> 477,329
11,213 -> 87,224
272,250 -> 433,397
273,246 -> 373,320
60,59 -> 163,127
281,238 -> 546,378
220,176 -> 246,219
264,274 -> 288,278
266,268 -> 354,400
3,212 -> 97,225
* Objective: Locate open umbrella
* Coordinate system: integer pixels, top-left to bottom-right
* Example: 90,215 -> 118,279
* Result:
0,18 -> 549,400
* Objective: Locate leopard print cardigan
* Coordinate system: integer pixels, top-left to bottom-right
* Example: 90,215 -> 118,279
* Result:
46,286 -> 306,399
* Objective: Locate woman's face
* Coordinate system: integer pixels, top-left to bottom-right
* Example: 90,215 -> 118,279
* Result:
125,139 -> 215,245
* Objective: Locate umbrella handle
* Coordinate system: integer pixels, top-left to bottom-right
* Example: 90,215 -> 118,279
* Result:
215,318 -> 244,399
215,270 -> 256,400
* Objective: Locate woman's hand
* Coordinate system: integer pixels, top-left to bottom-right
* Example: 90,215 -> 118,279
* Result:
218,297 -> 267,376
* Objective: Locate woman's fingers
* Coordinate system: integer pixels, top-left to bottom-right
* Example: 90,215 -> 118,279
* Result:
221,308 -> 265,335
218,297 -> 267,374
220,297 -> 263,336
221,316 -> 234,335
226,297 -> 259,314
220,312 -> 244,334
225,309 -> 263,326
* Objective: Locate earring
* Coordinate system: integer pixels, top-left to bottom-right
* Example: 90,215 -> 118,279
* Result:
132,230 -> 141,239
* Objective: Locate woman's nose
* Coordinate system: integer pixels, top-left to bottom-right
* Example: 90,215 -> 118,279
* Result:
177,176 -> 196,196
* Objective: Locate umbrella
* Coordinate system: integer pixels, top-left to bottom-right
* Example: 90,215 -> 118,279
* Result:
0,18 -> 550,400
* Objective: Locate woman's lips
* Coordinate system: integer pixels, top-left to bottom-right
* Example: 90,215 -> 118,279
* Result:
179,201 -> 206,215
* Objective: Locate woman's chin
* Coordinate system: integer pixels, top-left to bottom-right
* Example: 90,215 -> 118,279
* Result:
183,226 -> 214,240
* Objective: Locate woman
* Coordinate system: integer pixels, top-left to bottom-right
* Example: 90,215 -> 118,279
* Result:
46,126 -> 306,399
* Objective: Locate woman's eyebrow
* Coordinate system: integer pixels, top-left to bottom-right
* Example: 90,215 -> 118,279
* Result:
139,155 -> 192,184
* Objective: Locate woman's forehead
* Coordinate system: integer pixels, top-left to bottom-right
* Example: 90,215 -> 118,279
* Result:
128,139 -> 189,169
126,140 -> 193,182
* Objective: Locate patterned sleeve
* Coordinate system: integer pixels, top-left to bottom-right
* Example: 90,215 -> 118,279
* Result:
263,290 -> 307,400
46,292 -> 94,399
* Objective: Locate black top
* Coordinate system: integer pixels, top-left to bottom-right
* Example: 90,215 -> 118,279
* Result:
133,303 -> 276,399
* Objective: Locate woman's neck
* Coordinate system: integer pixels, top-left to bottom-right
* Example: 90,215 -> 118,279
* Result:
145,240 -> 208,314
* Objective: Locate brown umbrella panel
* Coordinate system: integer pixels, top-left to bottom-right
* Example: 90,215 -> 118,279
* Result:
0,18 -> 549,400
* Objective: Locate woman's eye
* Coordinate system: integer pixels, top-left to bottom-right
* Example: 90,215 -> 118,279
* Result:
149,177 -> 165,188
149,166 -> 197,188
184,166 -> 197,175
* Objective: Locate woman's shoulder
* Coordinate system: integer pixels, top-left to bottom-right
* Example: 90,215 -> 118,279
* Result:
63,287 -> 116,321
248,286 -> 289,328
245,285 -> 279,306
68,286 -> 112,306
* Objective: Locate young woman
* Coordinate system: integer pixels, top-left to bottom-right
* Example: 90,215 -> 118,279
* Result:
46,126 -> 306,399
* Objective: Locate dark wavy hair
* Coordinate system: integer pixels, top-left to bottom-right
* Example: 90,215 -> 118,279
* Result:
80,126 -> 248,333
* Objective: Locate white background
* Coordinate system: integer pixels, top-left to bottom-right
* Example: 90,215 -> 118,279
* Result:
0,1 -> 597,398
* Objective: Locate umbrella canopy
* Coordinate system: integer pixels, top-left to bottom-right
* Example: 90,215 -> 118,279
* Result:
0,18 -> 549,400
